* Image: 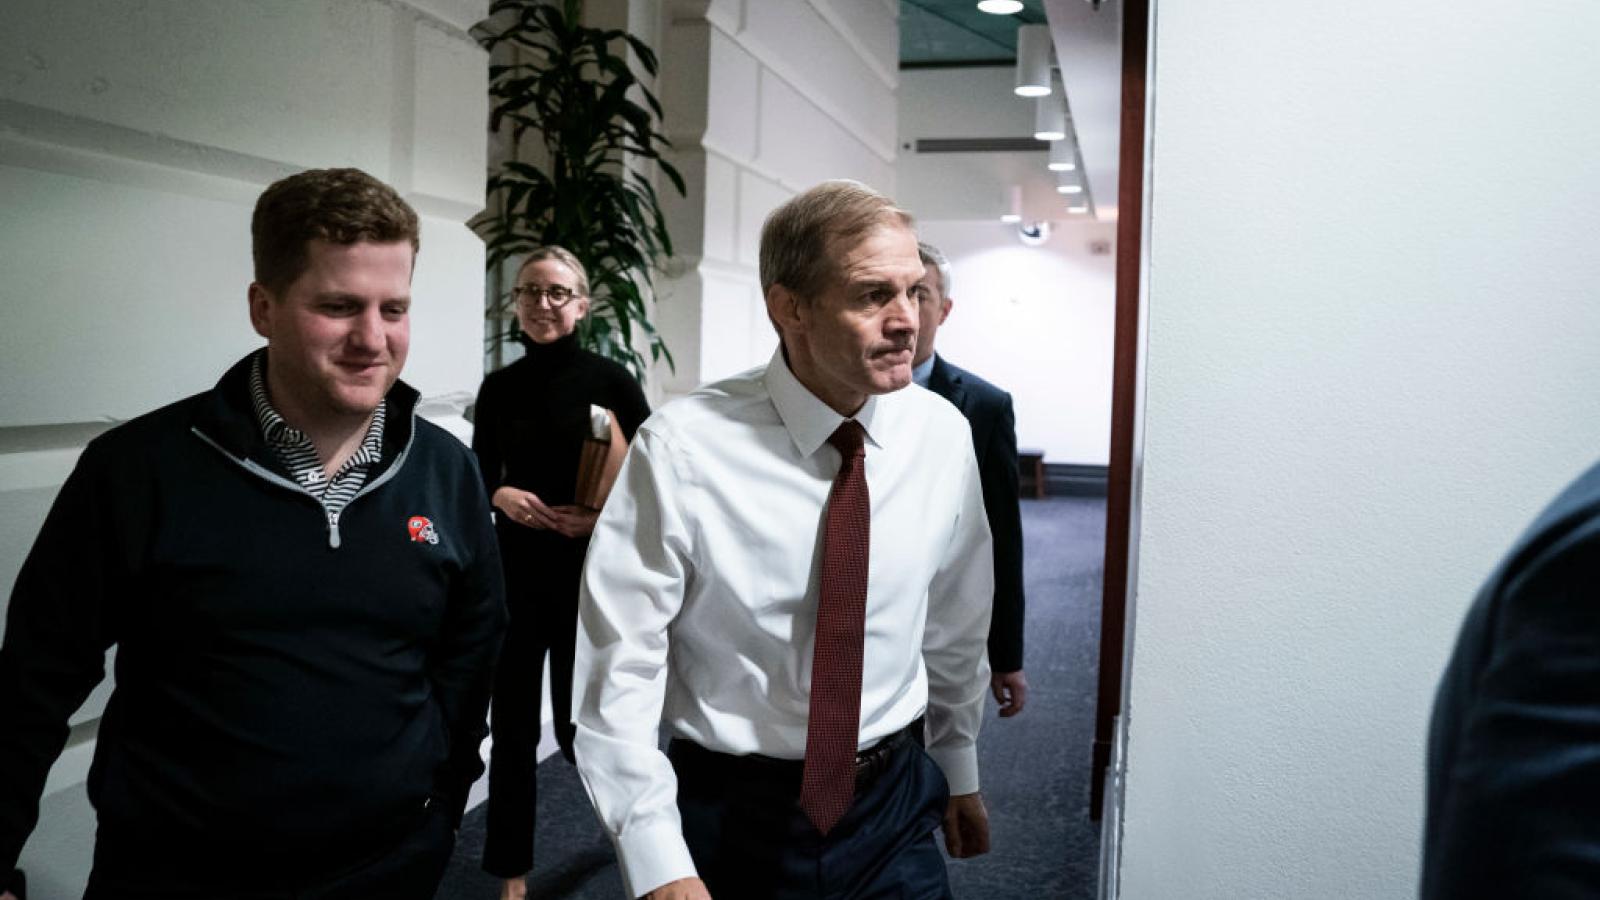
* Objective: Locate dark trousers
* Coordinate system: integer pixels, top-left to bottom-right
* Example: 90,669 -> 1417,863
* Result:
81,800 -> 455,900
481,532 -> 584,878
669,732 -> 953,900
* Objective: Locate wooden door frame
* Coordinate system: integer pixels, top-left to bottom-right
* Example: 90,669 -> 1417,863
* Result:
1090,0 -> 1151,824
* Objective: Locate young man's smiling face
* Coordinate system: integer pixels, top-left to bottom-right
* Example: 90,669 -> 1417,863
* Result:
248,238 -> 413,430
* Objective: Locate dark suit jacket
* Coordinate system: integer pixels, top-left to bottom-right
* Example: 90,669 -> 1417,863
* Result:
1423,459 -> 1600,899
926,355 -> 1025,673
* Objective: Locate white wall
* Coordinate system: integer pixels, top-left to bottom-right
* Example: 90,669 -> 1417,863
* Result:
898,66 -> 1116,465
653,0 -> 900,395
915,221 -> 1115,464
0,2 -> 489,895
1116,3 -> 1600,898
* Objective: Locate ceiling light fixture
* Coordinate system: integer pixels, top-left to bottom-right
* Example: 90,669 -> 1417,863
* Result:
977,0 -> 1025,13
1001,185 -> 1023,223
1014,25 -> 1052,97
1048,139 -> 1078,172
1056,171 -> 1084,194
1034,93 -> 1066,141
1067,203 -> 1090,214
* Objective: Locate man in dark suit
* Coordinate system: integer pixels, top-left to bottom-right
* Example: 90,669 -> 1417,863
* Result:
1423,459 -> 1600,898
912,242 -> 1027,717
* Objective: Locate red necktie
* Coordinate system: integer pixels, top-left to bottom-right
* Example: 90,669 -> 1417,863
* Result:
799,420 -> 870,836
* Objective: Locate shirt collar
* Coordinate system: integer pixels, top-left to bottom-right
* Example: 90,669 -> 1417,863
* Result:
911,353 -> 937,388
249,350 -> 386,466
249,352 -> 298,446
764,346 -> 886,458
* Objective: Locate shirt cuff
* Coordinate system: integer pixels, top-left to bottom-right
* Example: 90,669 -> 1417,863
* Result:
926,742 -> 981,796
616,822 -> 698,898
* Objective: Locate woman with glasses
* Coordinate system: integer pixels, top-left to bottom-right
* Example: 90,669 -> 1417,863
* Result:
470,246 -> 651,900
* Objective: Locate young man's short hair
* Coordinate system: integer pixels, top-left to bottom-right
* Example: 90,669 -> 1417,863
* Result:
251,167 -> 420,294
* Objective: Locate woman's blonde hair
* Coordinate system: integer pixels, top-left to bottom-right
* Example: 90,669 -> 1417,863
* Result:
517,245 -> 589,296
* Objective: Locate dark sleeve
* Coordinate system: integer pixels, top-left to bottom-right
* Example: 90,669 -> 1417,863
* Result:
981,394 -> 1026,673
1421,520 -> 1600,900
609,367 -> 652,443
0,442 -> 124,873
429,455 -> 508,828
470,372 -> 504,499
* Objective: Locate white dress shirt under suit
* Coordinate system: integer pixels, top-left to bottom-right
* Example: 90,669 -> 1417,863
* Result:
572,348 -> 995,896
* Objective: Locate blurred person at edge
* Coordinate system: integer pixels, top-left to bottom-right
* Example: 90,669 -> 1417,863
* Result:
1424,456 -> 1600,899
471,246 -> 649,900
0,167 -> 506,898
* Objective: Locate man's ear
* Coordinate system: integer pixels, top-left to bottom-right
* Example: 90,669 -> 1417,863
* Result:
247,283 -> 273,339
765,284 -> 804,335
939,297 -> 953,326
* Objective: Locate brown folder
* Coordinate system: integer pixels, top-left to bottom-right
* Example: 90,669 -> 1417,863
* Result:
574,405 -> 627,510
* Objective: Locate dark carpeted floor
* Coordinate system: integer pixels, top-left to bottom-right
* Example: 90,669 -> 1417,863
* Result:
436,496 -> 1105,900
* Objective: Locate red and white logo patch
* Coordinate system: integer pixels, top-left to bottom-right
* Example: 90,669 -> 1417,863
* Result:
407,515 -> 439,545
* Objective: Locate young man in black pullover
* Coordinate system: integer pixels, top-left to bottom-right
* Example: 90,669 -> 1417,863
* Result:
0,168 -> 506,898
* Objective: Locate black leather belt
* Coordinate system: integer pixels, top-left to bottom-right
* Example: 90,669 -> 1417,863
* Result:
669,717 -> 925,793
851,718 -> 921,788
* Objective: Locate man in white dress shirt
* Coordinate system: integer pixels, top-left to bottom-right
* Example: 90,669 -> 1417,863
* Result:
573,180 -> 995,900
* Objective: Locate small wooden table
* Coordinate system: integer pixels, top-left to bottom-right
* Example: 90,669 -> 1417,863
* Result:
1018,448 -> 1045,499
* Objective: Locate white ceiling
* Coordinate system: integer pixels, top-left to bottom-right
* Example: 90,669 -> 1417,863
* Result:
893,1 -> 1123,224
1044,0 -> 1123,220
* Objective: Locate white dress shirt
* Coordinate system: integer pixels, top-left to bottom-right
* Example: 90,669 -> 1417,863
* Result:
572,348 -> 994,897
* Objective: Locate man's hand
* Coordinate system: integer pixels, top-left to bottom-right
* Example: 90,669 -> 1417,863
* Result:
991,669 -> 1029,717
548,504 -> 601,539
643,876 -> 710,900
492,486 -> 559,530
942,791 -> 991,858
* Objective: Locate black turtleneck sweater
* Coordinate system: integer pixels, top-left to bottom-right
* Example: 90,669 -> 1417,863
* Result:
470,332 -> 651,531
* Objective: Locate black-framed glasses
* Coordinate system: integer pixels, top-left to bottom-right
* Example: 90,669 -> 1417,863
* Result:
511,284 -> 581,308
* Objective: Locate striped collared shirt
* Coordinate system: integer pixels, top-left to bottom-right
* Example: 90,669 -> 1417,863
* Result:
249,354 -> 386,527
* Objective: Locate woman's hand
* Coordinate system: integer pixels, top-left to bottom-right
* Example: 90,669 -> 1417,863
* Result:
548,505 -> 601,538
493,486 -> 560,530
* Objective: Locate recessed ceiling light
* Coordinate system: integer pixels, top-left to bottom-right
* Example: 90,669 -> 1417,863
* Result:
1056,184 -> 1084,194
1000,214 -> 1023,223
978,0 -> 1025,13
1068,204 -> 1089,214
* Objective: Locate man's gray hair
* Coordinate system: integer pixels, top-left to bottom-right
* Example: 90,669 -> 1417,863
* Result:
759,180 -> 914,301
918,241 -> 953,298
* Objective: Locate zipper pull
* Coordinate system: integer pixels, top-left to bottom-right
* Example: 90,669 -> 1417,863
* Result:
327,509 -> 342,549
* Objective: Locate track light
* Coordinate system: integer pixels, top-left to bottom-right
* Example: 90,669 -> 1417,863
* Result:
1014,25 -> 1052,97
1048,140 -> 1077,172
977,0 -> 1024,13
